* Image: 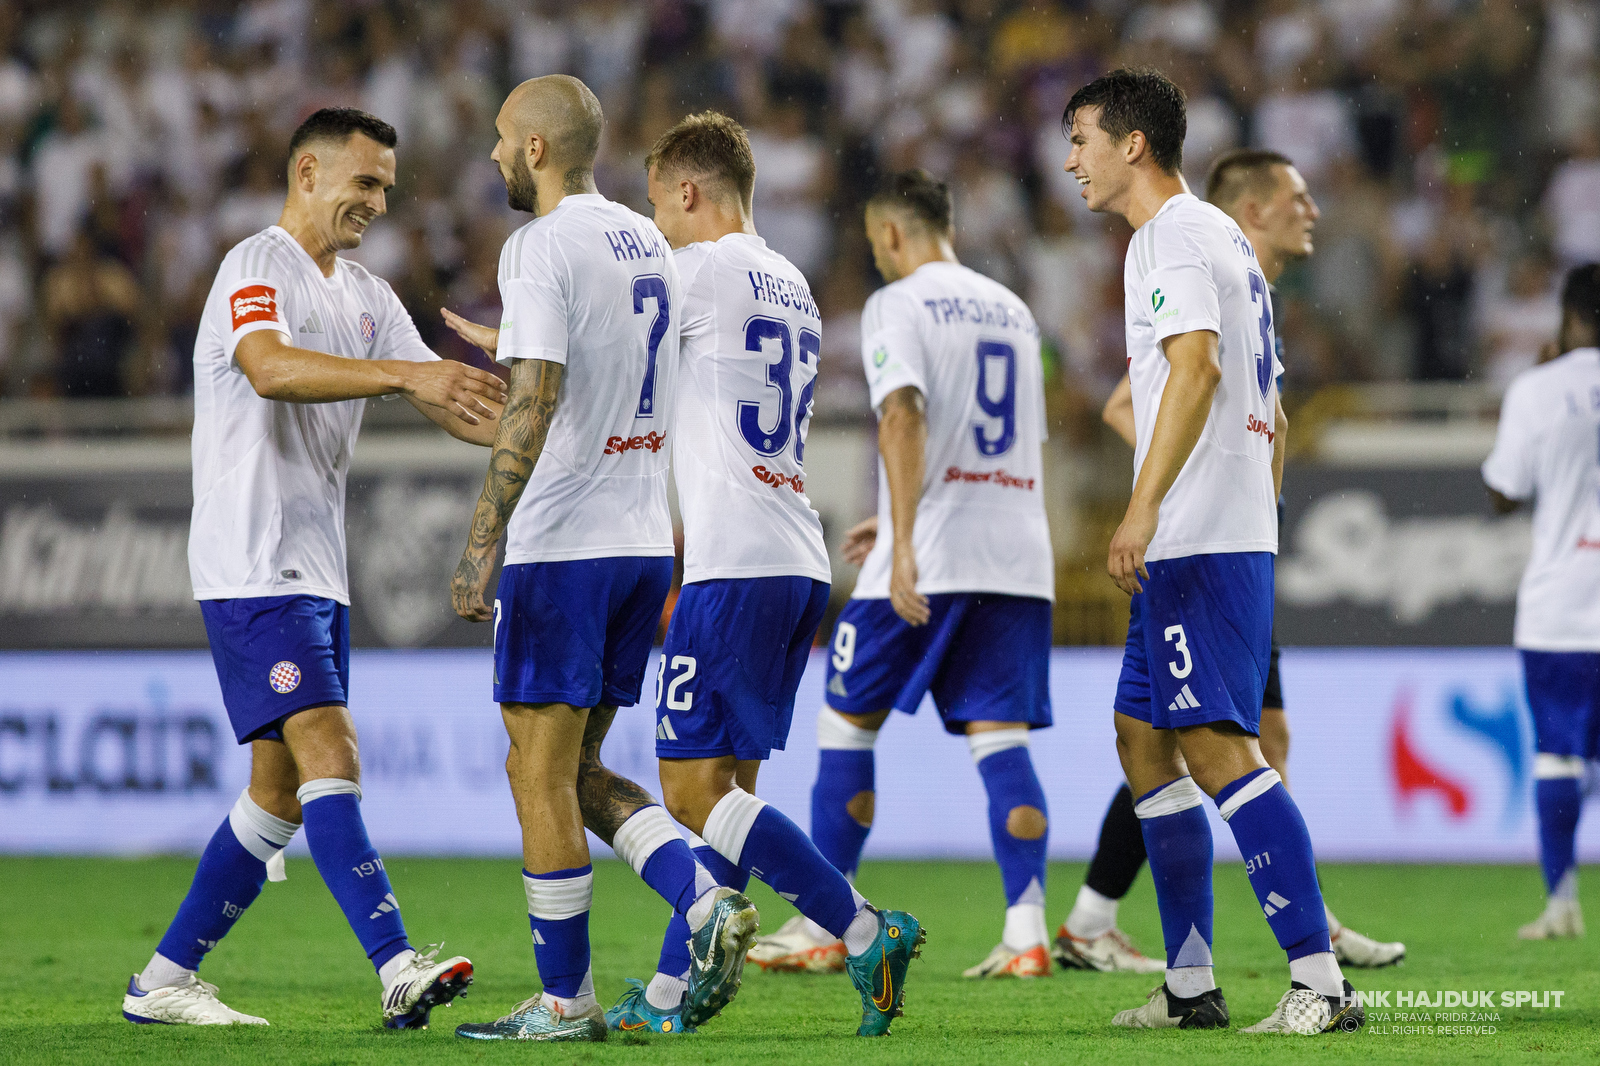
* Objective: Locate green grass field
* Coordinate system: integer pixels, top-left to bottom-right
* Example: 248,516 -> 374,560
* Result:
3,857 -> 1597,1064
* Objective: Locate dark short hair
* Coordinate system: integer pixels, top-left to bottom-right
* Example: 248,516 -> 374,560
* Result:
867,169 -> 953,235
288,107 -> 398,159
1206,149 -> 1294,211
645,111 -> 757,208
1562,263 -> 1600,338
1063,67 -> 1186,176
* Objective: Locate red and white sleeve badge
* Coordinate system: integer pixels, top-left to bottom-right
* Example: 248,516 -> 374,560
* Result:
230,284 -> 280,330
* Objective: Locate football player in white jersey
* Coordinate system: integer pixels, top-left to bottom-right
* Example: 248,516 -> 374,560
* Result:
124,108 -> 502,1030
590,111 -> 922,1039
1484,263 -> 1600,940
1065,68 -> 1362,1034
1066,150 -> 1403,972
749,169 -> 1060,981
441,78 -> 754,1044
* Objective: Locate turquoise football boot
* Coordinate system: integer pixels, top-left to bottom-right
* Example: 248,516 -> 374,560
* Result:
845,909 -> 925,1036
604,978 -> 694,1034
455,996 -> 606,1042
682,887 -> 760,1028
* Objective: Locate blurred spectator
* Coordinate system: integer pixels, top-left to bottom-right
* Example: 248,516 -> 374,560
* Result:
42,229 -> 141,397
1545,128 -> 1600,269
1478,252 -> 1561,390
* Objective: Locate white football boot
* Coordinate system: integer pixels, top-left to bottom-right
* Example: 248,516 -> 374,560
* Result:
1110,983 -> 1230,1029
1517,898 -> 1585,940
1331,925 -> 1406,967
1051,925 -> 1165,974
382,944 -> 475,1028
746,915 -> 846,973
1242,980 -> 1364,1034
962,943 -> 1051,978
122,973 -> 268,1025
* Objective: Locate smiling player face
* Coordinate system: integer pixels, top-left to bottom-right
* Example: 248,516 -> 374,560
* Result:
1064,106 -> 1131,216
302,134 -> 394,252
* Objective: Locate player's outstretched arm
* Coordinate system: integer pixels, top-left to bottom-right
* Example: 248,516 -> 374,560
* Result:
879,385 -> 931,626
1273,396 -> 1287,501
441,307 -> 499,358
1102,373 -> 1136,448
1107,329 -> 1220,595
235,330 -> 506,416
403,391 -> 505,447
452,358 -> 564,621
840,515 -> 879,566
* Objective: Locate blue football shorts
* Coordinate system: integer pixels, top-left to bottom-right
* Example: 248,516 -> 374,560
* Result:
653,576 -> 830,761
200,595 -> 350,745
493,556 -> 673,708
1114,551 -> 1273,734
1522,650 -> 1600,759
821,593 -> 1053,735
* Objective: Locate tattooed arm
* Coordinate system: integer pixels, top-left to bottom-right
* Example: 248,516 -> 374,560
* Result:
574,705 -> 659,846
451,358 -> 563,622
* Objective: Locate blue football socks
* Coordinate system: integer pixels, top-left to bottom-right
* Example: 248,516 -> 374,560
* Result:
1134,776 -> 1215,993
1536,775 -> 1582,896
812,708 -> 879,879
1216,768 -> 1333,964
612,806 -> 716,918
972,733 -> 1049,950
149,789 -> 298,978
298,779 -> 411,974
524,865 -> 594,1001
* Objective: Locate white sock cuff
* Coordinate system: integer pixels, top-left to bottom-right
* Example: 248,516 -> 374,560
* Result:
687,832 -> 709,849
230,789 -> 299,880
297,777 -> 362,805
967,728 -> 1029,765
1216,769 -> 1283,822
701,788 -> 768,866
1133,776 -> 1205,819
817,707 -> 879,750
611,805 -> 680,877
1535,753 -> 1587,779
523,869 -> 594,920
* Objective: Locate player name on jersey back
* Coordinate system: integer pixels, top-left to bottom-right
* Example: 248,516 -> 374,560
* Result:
1483,347 -> 1600,650
496,194 -> 681,565
672,233 -> 830,584
853,260 -> 1053,601
189,226 -> 438,605
1123,193 -> 1281,562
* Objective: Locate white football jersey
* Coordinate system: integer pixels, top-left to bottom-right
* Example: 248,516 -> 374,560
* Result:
1123,193 -> 1282,561
1482,347 -> 1600,651
496,194 -> 680,564
190,226 -> 438,605
853,260 -> 1053,601
672,233 -> 830,584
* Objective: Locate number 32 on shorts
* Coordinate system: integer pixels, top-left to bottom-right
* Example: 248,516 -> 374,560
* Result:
1164,624 -> 1193,679
654,654 -> 697,710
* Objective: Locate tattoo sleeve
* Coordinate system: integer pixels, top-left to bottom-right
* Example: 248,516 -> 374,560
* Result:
457,358 -> 562,581
575,705 -> 660,846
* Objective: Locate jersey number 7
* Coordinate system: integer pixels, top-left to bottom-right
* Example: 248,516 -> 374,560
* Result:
633,275 -> 670,417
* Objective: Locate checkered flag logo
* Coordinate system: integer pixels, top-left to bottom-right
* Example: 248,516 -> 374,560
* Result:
269,661 -> 302,694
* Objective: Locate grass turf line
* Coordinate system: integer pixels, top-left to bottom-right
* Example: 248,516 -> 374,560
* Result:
2,857 -> 1597,1064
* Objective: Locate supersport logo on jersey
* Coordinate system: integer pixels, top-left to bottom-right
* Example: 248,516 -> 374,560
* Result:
230,285 -> 279,330
751,465 -> 804,492
943,466 -> 1036,490
604,431 -> 667,455
1246,413 -> 1276,444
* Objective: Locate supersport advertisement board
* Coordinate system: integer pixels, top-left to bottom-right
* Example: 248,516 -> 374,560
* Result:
0,648 -> 1586,864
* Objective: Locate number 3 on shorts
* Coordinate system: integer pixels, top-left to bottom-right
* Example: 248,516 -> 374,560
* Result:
831,621 -> 857,673
1164,624 -> 1193,679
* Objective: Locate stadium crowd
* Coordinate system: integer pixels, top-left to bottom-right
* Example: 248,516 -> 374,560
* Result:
0,0 -> 1593,408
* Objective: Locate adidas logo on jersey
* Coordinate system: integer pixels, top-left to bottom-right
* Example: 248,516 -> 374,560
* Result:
1167,684 -> 1201,711
1262,891 -> 1292,917
656,716 -> 678,741
369,892 -> 398,919
299,311 -> 324,334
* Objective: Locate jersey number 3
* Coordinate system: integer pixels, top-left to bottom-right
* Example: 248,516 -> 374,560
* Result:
1246,270 -> 1274,400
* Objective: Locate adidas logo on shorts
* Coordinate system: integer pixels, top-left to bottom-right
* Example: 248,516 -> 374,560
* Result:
656,716 -> 678,741
1167,684 -> 1201,712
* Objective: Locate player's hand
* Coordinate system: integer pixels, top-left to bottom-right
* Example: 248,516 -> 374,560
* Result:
442,308 -> 500,357
889,544 -> 930,626
841,516 -> 879,566
1107,501 -> 1157,596
400,359 -> 506,424
451,552 -> 495,622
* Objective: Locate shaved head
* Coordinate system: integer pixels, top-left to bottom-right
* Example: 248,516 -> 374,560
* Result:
503,75 -> 603,173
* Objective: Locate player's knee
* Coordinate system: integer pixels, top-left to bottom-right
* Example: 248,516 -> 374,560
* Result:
845,789 -> 875,828
1006,804 -> 1047,840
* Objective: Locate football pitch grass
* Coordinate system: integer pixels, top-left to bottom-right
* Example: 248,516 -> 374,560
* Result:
4,858 -> 1598,1065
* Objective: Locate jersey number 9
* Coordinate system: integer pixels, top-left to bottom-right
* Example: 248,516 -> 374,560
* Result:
972,340 -> 1017,457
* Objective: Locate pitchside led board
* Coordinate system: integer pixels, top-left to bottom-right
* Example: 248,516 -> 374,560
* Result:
1,648 -> 1592,864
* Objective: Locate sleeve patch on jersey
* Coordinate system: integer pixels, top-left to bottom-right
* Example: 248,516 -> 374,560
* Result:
230,285 -> 280,330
